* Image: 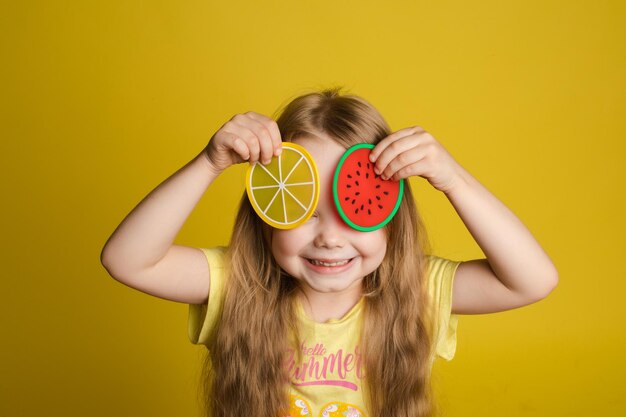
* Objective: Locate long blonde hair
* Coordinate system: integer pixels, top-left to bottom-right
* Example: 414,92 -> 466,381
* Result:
200,87 -> 437,417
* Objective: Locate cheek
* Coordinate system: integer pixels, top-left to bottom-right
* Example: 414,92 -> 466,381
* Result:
271,229 -> 306,259
271,229 -> 311,277
363,229 -> 387,252
358,230 -> 387,261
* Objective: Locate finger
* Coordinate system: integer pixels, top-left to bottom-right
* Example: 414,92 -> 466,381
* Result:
381,146 -> 427,180
227,119 -> 261,163
390,159 -> 430,182
369,126 -> 423,162
374,134 -> 422,176
230,136 -> 250,161
218,128 -> 251,161
246,112 -> 283,156
232,114 -> 270,163
241,114 -> 274,165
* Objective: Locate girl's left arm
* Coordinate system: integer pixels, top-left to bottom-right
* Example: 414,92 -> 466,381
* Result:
370,126 -> 558,314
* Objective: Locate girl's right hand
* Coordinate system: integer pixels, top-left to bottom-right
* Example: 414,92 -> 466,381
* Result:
203,111 -> 283,174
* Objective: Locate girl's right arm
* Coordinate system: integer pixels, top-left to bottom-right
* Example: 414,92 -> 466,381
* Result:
100,112 -> 282,304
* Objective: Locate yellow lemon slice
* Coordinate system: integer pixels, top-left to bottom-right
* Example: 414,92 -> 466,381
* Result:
245,142 -> 319,229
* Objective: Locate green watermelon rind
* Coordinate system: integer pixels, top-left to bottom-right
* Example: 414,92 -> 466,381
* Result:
332,143 -> 404,232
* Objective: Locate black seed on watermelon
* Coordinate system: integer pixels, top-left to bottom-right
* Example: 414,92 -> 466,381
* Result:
333,143 -> 404,231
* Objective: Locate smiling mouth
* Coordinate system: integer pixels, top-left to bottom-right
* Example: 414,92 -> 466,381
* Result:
305,258 -> 355,267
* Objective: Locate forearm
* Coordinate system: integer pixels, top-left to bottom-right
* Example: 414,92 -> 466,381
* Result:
101,149 -> 221,276
444,166 -> 559,297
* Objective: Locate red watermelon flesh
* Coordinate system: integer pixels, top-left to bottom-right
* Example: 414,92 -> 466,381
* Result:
334,145 -> 403,231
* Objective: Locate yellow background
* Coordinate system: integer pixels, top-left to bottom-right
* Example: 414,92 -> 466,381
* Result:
2,0 -> 624,415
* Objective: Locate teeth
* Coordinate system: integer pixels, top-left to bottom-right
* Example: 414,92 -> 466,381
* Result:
310,259 -> 350,267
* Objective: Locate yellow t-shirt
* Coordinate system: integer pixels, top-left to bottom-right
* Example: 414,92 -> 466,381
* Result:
188,246 -> 461,417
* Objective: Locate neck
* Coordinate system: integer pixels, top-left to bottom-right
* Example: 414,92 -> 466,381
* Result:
297,286 -> 363,323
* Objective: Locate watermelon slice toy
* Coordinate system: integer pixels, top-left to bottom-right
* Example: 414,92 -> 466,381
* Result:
333,143 -> 404,232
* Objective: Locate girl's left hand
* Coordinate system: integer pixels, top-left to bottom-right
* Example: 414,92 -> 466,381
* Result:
369,126 -> 464,194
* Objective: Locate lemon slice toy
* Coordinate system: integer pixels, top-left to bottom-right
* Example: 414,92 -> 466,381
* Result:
245,142 -> 320,229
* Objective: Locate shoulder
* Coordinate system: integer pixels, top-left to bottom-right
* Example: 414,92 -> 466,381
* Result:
187,245 -> 230,346
424,255 -> 463,361
425,255 -> 462,285
423,254 -> 462,315
198,246 -> 229,269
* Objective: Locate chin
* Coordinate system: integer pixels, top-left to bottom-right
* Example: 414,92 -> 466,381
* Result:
305,277 -> 363,294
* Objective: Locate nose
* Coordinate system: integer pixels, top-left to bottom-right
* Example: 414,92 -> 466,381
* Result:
313,213 -> 348,249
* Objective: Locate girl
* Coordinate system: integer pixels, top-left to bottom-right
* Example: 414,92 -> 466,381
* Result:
101,87 -> 558,417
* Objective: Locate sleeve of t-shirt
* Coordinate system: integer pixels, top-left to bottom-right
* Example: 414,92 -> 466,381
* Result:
426,255 -> 462,361
187,246 -> 228,347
